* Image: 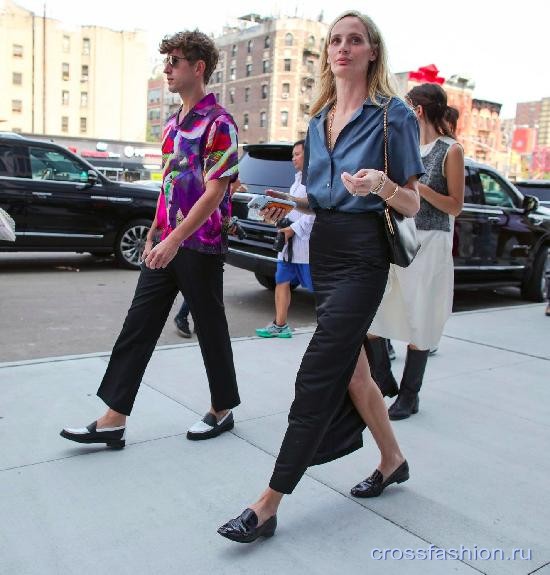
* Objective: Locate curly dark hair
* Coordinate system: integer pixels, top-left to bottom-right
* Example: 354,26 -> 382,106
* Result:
159,30 -> 218,84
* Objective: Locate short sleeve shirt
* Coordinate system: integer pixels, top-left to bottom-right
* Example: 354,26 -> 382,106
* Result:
304,97 -> 424,213
155,93 -> 238,254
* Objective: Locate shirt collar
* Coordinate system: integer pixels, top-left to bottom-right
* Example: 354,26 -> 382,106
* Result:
312,95 -> 390,121
192,93 -> 217,116
173,92 -> 217,123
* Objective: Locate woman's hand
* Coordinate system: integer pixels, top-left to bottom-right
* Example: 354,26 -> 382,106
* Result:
265,189 -> 291,201
341,169 -> 384,197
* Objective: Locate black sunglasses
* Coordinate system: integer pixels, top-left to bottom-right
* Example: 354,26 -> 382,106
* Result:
163,55 -> 188,67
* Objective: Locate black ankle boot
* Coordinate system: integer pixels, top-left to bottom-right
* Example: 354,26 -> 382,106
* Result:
389,348 -> 429,420
364,337 -> 399,397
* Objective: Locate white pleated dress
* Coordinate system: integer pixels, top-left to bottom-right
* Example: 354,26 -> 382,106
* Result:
369,137 -> 457,350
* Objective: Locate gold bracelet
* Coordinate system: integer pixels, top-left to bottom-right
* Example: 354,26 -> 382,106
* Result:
370,172 -> 387,195
384,183 -> 399,203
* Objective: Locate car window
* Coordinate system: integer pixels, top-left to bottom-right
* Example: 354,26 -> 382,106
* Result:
29,146 -> 89,183
0,144 -> 29,178
515,183 -> 550,202
464,168 -> 483,204
238,152 -> 295,188
479,170 -> 517,208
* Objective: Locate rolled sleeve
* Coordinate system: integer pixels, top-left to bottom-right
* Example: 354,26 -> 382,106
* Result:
387,104 -> 425,185
290,214 -> 315,240
203,116 -> 239,183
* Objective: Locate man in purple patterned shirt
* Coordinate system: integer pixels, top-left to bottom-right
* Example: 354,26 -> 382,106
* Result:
61,31 -> 241,447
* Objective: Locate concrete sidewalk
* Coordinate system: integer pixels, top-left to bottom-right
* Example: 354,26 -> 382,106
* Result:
0,304 -> 548,575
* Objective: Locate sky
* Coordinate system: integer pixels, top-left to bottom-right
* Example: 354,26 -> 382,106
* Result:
13,0 -> 550,118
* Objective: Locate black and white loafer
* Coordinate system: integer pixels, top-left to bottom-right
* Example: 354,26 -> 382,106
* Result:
186,411 -> 234,441
60,421 -> 126,449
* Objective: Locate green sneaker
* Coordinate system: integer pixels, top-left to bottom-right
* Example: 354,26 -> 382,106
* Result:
255,322 -> 292,338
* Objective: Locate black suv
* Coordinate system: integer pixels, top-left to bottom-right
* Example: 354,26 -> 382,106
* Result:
228,144 -> 550,301
0,133 -> 158,269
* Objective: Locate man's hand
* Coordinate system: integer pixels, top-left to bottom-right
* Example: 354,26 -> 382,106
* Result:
144,235 -> 179,269
141,238 -> 154,261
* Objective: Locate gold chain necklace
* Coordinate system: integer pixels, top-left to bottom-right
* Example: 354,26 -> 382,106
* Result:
328,101 -> 337,151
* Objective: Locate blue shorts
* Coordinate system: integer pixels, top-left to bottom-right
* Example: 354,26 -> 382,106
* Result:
275,261 -> 313,292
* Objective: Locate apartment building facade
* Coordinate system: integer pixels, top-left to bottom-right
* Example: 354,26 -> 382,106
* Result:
207,15 -> 328,144
0,0 -> 149,141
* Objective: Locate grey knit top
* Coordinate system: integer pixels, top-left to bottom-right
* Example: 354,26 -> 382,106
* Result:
415,136 -> 458,232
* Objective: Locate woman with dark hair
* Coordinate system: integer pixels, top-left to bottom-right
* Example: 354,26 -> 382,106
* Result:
368,83 -> 465,420
445,105 -> 459,136
218,11 -> 424,543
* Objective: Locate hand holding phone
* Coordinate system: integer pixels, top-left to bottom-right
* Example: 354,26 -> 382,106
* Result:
247,194 -> 296,214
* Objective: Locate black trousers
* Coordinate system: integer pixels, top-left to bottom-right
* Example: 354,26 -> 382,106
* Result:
97,248 -> 240,415
269,211 -> 390,494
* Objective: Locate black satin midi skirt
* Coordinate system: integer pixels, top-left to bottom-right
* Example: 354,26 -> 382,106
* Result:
269,209 -> 390,494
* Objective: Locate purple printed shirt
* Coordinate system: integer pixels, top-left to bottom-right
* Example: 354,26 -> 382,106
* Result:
155,93 -> 238,254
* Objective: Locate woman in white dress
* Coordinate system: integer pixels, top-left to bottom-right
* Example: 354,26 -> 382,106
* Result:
368,83 -> 465,420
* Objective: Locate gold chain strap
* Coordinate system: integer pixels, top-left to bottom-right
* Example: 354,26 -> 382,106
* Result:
383,103 -> 388,175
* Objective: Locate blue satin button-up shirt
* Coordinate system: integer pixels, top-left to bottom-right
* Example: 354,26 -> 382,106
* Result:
304,96 -> 424,213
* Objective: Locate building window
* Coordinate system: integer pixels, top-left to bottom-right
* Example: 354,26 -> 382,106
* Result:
285,33 -> 293,46
215,92 -> 220,102
261,84 -> 268,99
230,68 -> 236,81
12,72 -> 22,85
262,60 -> 269,73
62,90 -> 69,105
13,44 -> 23,57
284,59 -> 291,72
244,87 -> 250,102
82,38 -> 90,55
281,111 -> 289,127
229,89 -> 235,104
260,111 -> 267,128
61,116 -> 69,132
12,100 -> 22,113
62,35 -> 70,53
308,35 -> 316,47
247,40 -> 253,54
246,64 -> 252,77
264,36 -> 271,49
81,65 -> 89,82
282,82 -> 290,95
80,117 -> 87,133
243,113 -> 249,130
80,91 -> 88,107
307,59 -> 315,74
215,71 -> 223,83
231,44 -> 237,57
62,63 -> 70,81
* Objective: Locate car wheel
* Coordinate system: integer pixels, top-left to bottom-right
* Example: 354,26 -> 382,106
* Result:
114,219 -> 151,270
521,246 -> 549,302
254,272 -> 276,290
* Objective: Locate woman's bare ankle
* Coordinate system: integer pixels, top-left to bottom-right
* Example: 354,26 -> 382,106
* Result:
249,490 -> 282,525
379,452 -> 406,479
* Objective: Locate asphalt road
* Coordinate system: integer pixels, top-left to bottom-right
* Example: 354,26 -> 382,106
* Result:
0,252 -> 531,363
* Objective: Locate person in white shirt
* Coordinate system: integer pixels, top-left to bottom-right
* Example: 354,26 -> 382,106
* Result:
256,140 -> 315,338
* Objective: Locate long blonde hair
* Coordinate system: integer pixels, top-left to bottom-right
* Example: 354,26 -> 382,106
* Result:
310,11 -> 397,116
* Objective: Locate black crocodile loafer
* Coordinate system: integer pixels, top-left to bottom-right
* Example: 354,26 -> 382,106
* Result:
218,508 -> 277,543
351,460 -> 409,498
